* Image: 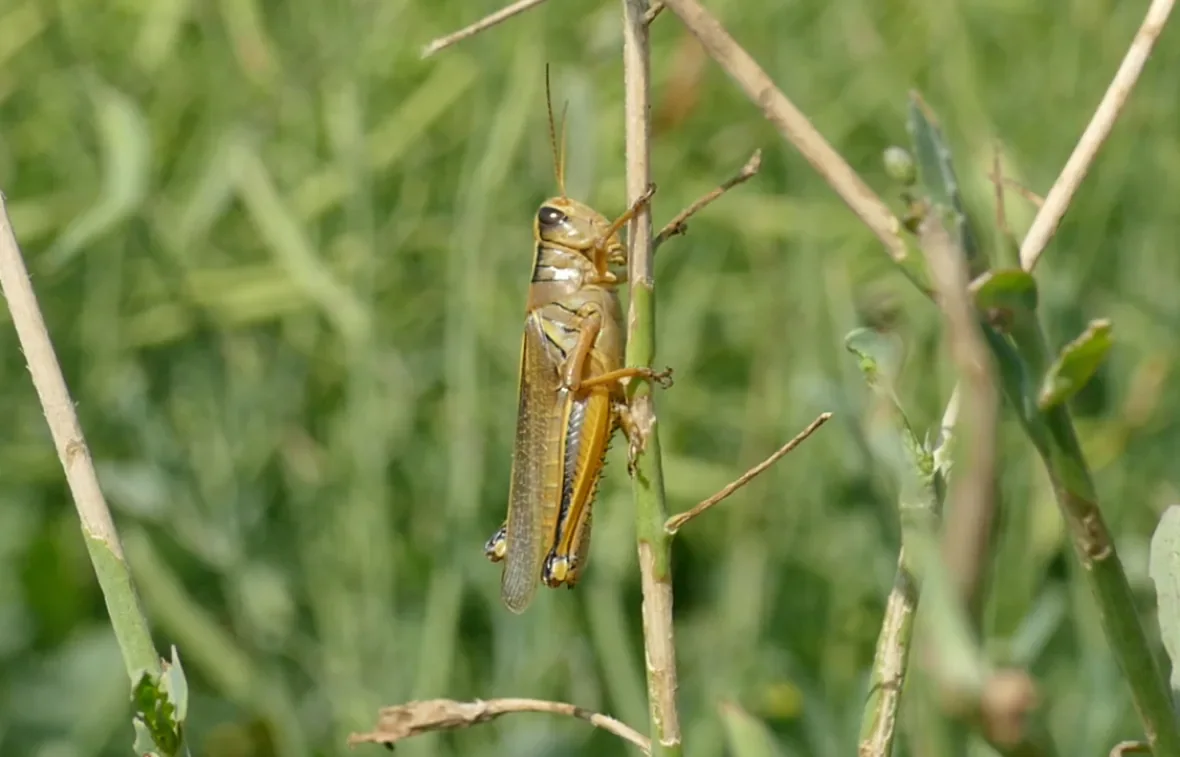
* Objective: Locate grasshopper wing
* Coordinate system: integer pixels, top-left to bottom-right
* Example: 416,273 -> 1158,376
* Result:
501,312 -> 565,613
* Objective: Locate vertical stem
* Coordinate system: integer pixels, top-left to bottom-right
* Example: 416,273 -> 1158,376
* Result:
0,194 -> 160,683
859,558 -> 919,757
847,336 -> 941,757
1004,323 -> 1180,756
916,213 -> 999,629
621,2 -> 683,755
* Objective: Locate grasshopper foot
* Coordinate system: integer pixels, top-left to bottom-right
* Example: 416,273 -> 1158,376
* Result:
645,366 -> 674,389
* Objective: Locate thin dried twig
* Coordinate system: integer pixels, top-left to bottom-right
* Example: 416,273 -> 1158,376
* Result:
654,149 -> 762,250
1003,179 -> 1045,210
986,146 -> 1047,219
0,193 -> 160,682
658,0 -> 908,264
644,1 -> 665,24
917,211 -> 998,626
1019,0 -> 1175,271
349,698 -> 651,754
991,142 -> 1009,238
420,0 -> 553,58
665,412 -> 832,534
1109,741 -> 1151,757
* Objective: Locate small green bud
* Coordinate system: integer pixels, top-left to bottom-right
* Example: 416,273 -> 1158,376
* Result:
883,146 -> 916,186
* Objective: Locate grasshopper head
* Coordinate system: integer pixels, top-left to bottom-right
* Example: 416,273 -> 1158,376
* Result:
535,196 -> 626,266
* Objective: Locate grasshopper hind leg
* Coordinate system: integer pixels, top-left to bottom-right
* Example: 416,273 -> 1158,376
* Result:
541,507 -> 593,589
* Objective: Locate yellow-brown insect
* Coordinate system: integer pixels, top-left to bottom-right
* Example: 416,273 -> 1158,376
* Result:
484,69 -> 671,614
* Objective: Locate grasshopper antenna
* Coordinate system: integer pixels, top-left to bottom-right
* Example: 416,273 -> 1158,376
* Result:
545,64 -> 568,199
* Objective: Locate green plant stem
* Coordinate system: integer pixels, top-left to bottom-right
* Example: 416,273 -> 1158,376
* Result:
124,530 -> 310,757
622,1 -> 682,754
1003,319 -> 1180,756
848,330 -> 939,757
859,557 -> 919,757
0,194 -> 160,683
849,326 -> 1056,757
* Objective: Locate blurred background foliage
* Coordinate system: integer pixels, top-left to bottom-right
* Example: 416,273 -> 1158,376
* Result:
1,0 -> 1178,755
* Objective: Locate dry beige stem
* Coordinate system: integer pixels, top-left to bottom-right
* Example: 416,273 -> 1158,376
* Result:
658,0 -> 907,263
0,195 -> 124,555
666,412 -> 832,534
1019,0 -> 1175,270
1003,179 -> 1045,210
420,0 -> 554,58
655,150 -> 763,250
0,193 -> 159,681
349,698 -> 651,754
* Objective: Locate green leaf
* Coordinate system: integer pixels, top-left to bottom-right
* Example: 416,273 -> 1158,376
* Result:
906,94 -> 983,274
844,328 -> 938,536
719,702 -> 788,757
844,327 -> 903,399
133,719 -> 158,756
131,665 -> 186,757
163,646 -> 190,722
43,78 -> 152,273
1149,506 -> 1180,701
970,268 -> 1038,316
1037,319 -> 1113,410
844,327 -> 928,452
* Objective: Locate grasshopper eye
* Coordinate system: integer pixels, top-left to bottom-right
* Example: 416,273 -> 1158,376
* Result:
538,206 -> 567,227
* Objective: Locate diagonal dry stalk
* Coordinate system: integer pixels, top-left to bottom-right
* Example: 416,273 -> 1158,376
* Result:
658,0 -> 908,264
654,149 -> 762,250
420,0 -> 555,58
665,412 -> 832,534
1019,0 -> 1175,271
0,193 -> 160,684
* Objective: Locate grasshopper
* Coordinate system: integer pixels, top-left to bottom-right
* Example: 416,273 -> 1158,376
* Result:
484,69 -> 672,614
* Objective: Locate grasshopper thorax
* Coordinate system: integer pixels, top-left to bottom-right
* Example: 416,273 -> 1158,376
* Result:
535,196 -> 626,268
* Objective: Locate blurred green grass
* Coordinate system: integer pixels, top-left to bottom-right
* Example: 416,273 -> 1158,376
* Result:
1,0 -> 1178,755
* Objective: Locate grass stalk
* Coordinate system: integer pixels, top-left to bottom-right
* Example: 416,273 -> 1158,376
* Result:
0,193 -> 160,683
859,556 -> 919,757
622,1 -> 682,754
1000,317 -> 1180,756
1018,0 -> 1176,271
847,329 -> 940,757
